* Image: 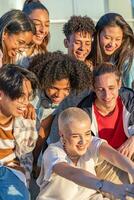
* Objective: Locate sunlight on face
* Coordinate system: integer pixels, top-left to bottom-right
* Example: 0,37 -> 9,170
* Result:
94,73 -> 121,111
66,31 -> 92,61
62,119 -> 92,158
0,79 -> 32,117
99,25 -> 123,57
3,31 -> 33,57
45,79 -> 70,104
29,9 -> 50,45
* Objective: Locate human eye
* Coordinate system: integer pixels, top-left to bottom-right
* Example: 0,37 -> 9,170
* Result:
64,87 -> 70,92
18,40 -> 25,45
109,87 -> 115,90
104,35 -> 111,40
85,41 -> 91,46
116,38 -> 122,42
96,88 -> 103,92
45,22 -> 50,27
71,134 -> 79,138
33,20 -> 41,27
75,40 -> 81,45
86,131 -> 91,136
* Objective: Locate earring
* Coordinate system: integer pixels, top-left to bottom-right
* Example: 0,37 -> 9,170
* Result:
60,136 -> 65,145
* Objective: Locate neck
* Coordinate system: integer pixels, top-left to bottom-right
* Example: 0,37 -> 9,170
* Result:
0,111 -> 12,126
63,145 -> 80,165
95,99 -> 116,116
102,53 -> 111,62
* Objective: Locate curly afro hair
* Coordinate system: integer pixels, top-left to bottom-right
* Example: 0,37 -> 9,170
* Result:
28,51 -> 92,93
63,15 -> 95,40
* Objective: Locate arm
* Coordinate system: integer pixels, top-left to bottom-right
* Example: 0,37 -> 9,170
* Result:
53,162 -> 134,199
32,114 -> 54,177
99,142 -> 134,181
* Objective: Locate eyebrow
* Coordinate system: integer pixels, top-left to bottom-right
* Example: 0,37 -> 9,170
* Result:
32,19 -> 50,23
71,130 -> 91,134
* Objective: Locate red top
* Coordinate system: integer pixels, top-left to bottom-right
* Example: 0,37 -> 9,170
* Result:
94,97 -> 127,149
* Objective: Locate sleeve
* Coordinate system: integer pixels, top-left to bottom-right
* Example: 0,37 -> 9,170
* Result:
37,144 -> 68,186
14,117 -> 38,157
88,136 -> 107,161
122,59 -> 134,89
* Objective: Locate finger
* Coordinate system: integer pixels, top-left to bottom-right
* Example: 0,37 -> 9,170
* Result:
23,109 -> 28,118
127,151 -> 133,160
31,110 -> 36,120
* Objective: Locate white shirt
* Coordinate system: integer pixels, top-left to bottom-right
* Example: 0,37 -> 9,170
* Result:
37,137 -> 105,200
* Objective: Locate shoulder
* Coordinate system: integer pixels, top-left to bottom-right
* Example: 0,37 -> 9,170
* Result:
44,142 -> 66,159
119,87 -> 134,111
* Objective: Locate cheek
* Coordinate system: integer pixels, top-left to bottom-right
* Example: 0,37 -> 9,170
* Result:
45,27 -> 49,33
62,90 -> 69,97
46,89 -> 54,97
86,45 -> 91,52
116,41 -> 122,48
96,92 -> 103,100
100,36 -> 107,47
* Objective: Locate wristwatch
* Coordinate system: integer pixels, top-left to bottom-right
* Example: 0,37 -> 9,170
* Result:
96,179 -> 104,192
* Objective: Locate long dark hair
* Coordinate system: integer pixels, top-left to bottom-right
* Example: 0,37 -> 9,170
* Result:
0,9 -> 35,63
23,0 -> 50,53
89,13 -> 134,72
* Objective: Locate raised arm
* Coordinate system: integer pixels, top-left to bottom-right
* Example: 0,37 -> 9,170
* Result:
32,114 -> 54,177
99,142 -> 134,182
53,162 -> 134,199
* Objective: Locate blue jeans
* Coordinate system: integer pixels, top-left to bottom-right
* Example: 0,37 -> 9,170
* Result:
0,166 -> 29,200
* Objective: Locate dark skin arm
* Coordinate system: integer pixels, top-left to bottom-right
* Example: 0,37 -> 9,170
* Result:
32,114 -> 54,178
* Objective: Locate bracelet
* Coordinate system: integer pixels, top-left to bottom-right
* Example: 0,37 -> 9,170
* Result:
96,179 -> 104,192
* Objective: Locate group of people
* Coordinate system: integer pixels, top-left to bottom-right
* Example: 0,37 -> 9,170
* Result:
0,0 -> 134,200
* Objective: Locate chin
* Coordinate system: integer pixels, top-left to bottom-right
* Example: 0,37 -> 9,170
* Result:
34,38 -> 43,45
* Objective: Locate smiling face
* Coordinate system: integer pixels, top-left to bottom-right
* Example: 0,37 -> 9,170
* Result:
29,9 -> 50,45
62,119 -> 91,158
45,79 -> 70,104
99,25 -> 123,58
0,79 -> 32,117
65,31 -> 92,62
3,31 -> 33,58
94,73 -> 121,113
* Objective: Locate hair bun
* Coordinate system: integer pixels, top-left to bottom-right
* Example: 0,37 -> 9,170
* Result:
24,0 -> 40,5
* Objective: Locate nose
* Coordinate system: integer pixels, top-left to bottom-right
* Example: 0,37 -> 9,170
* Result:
38,25 -> 48,35
55,90 -> 62,98
103,89 -> 111,99
109,39 -> 116,47
79,43 -> 85,51
78,136 -> 86,145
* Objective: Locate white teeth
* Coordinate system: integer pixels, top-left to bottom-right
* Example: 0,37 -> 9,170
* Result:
17,107 -> 26,111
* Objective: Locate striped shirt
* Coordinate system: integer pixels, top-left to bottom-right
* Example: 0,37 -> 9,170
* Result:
0,115 -> 24,172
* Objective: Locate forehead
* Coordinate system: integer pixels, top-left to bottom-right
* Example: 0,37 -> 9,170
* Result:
64,120 -> 91,135
29,9 -> 49,21
52,78 -> 70,88
94,73 -> 119,87
100,25 -> 123,37
70,31 -> 92,41
10,31 -> 33,42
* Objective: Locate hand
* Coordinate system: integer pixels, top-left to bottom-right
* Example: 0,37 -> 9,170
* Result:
111,183 -> 134,200
23,103 -> 36,120
118,136 -> 134,159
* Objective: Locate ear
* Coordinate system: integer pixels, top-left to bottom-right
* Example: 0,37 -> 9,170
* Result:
64,38 -> 69,48
2,31 -> 8,41
0,90 -> 4,100
59,130 -> 63,137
